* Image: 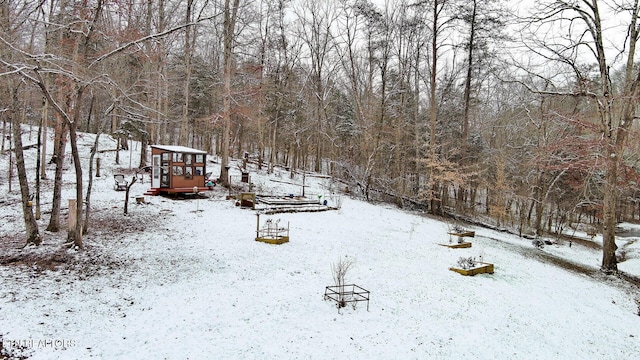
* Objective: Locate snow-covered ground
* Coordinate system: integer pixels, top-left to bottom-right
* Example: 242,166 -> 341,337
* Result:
1,131 -> 639,359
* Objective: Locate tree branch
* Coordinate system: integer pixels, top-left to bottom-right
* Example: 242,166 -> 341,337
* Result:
88,14 -> 221,68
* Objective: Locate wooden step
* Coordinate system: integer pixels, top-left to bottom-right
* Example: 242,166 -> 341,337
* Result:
144,188 -> 160,196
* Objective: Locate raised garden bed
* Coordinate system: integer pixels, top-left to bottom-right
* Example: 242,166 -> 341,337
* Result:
443,229 -> 475,248
449,262 -> 494,276
439,242 -> 472,248
255,235 -> 289,245
449,230 -> 475,237
255,214 -> 289,245
448,230 -> 475,241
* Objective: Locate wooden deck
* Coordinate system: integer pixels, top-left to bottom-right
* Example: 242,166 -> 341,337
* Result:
144,187 -> 210,196
257,196 -> 321,206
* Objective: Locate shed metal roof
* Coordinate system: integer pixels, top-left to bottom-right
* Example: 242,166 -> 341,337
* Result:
151,145 -> 208,154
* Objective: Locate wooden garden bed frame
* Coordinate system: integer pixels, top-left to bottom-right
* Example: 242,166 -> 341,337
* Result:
442,230 -> 475,248
255,214 -> 289,245
448,230 -> 475,242
439,242 -> 472,248
449,262 -> 494,276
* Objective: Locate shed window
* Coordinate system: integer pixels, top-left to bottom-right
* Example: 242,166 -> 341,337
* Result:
195,154 -> 204,163
195,166 -> 203,176
185,154 -> 192,165
173,166 -> 184,176
173,153 -> 184,163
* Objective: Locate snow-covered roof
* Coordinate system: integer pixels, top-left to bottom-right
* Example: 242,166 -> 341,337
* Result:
151,145 -> 208,154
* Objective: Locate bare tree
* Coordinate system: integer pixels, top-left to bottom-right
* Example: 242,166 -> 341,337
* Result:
84,101 -> 113,235
294,0 -> 339,173
9,84 -> 41,246
421,0 -> 456,214
219,0 -> 242,187
1,0 -> 41,245
456,0 -> 506,210
519,0 -> 640,273
331,256 -> 354,308
123,175 -> 138,215
180,0 -> 194,146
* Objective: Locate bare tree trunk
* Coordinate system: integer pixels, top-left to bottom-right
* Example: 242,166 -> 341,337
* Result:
139,135 -> 148,168
67,116 -> 84,248
180,0 -> 194,145
219,0 -> 241,187
124,176 -> 138,215
269,114 -> 278,173
46,119 -> 67,232
458,1 -> 477,209
10,85 -> 41,246
40,99 -> 48,180
84,129 -> 101,235
35,104 -> 45,220
115,136 -> 120,165
46,0 -> 70,224
533,174 -> 545,236
428,1 -> 440,215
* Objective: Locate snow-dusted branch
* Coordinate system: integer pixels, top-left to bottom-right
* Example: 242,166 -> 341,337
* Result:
88,14 -> 222,68
29,68 -> 75,125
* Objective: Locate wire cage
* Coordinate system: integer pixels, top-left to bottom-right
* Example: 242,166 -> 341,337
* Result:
324,284 -> 370,312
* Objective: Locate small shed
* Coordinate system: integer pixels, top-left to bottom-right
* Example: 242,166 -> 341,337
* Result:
145,145 -> 209,196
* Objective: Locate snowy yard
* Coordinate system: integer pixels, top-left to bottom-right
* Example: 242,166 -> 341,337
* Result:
1,133 -> 640,359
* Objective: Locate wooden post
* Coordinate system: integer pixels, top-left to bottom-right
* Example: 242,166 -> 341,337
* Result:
194,186 -> 199,212
256,213 -> 260,240
96,157 -> 101,177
